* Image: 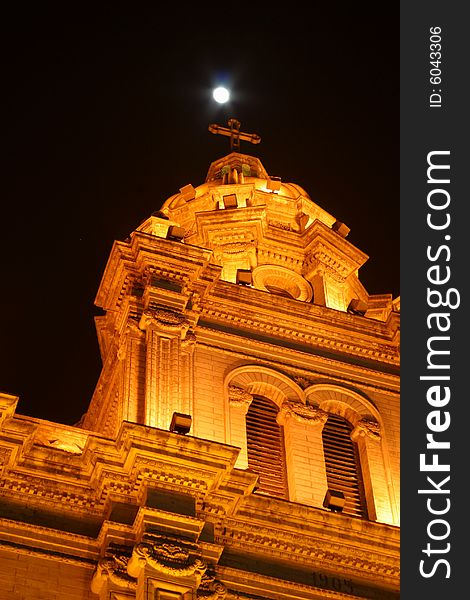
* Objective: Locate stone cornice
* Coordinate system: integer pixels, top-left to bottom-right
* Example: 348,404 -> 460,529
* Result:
0,401 -> 399,596
196,334 -> 399,396
0,415 -> 247,520
217,512 -> 399,587
219,565 -> 398,600
95,233 -> 216,312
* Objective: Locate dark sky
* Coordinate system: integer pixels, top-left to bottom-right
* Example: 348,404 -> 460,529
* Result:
1,5 -> 399,425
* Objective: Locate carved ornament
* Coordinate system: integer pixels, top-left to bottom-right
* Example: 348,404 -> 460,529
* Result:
197,570 -> 227,600
128,535 -> 207,581
277,401 -> 328,425
139,308 -> 189,334
91,549 -> 137,594
228,385 -> 253,408
351,419 -> 381,441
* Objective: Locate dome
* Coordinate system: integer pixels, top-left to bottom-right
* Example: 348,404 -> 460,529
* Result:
136,151 -> 378,315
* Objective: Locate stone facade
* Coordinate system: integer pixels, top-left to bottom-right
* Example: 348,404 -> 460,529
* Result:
0,150 -> 399,598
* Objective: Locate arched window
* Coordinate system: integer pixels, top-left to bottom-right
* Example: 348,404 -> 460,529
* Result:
245,395 -> 289,499
322,413 -> 368,518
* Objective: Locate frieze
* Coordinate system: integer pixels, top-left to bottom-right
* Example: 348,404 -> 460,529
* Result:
213,241 -> 256,257
200,305 -> 399,364
221,566 -> 398,600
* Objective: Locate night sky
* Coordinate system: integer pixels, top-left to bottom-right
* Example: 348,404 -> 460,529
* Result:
1,5 -> 399,425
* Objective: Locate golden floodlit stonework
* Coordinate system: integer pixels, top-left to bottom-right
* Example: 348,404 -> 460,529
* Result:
0,143 -> 399,599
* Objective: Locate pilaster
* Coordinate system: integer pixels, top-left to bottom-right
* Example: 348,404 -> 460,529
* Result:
227,385 -> 253,469
277,402 -> 329,506
139,308 -> 192,430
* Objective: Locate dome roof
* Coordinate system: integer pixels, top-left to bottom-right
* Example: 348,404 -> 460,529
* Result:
160,152 -> 336,230
134,151 -> 395,316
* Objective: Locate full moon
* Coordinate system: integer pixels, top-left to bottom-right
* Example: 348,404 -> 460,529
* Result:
213,87 -> 230,104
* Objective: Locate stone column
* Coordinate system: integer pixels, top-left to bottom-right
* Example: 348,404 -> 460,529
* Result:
180,331 -> 197,417
119,321 -> 146,424
351,419 -> 390,523
227,385 -> 253,469
277,402 -> 329,506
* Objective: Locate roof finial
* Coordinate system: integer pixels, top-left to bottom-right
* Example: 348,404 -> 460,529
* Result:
208,118 -> 261,152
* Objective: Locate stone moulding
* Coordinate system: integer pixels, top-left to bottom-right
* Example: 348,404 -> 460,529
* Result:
199,299 -> 399,366
0,417 -> 243,519
217,514 -> 399,586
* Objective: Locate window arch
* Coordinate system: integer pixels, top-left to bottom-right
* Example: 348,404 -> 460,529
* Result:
322,413 -> 368,518
245,395 -> 289,499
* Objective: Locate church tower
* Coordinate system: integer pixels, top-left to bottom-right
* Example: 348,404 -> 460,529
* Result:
0,122 -> 400,599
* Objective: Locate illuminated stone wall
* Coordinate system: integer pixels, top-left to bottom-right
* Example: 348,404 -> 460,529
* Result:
0,152 -> 400,598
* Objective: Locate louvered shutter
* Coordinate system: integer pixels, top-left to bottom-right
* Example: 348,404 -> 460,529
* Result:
322,414 -> 368,518
246,395 -> 288,499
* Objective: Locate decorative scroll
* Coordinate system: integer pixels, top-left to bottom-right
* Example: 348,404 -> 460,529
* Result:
181,329 -> 197,349
197,570 -> 227,600
91,548 -> 137,594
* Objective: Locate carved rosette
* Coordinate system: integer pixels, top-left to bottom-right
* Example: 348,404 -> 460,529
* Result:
128,535 -> 206,583
139,308 -> 189,337
277,401 -> 329,426
91,549 -> 137,594
228,385 -> 253,411
351,418 -> 381,441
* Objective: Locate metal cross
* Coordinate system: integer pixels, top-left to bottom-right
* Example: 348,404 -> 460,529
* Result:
208,118 -> 261,152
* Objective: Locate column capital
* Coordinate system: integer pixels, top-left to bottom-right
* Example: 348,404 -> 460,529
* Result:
91,546 -> 137,595
351,418 -> 381,442
139,308 -> 189,337
277,401 -> 328,426
228,385 -> 253,413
